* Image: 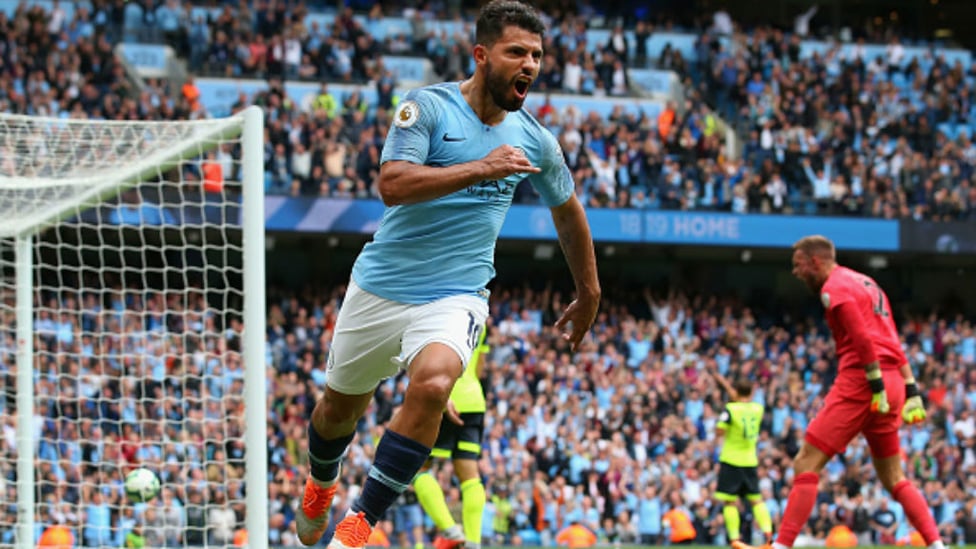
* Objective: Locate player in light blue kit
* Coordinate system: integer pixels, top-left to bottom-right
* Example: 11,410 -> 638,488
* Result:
295,2 -> 602,548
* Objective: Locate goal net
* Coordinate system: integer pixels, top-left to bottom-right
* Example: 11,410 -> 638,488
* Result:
0,107 -> 267,549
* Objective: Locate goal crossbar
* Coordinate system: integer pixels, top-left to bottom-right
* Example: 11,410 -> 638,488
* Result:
0,114 -> 248,238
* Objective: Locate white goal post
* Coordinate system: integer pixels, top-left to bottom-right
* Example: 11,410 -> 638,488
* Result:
0,106 -> 267,549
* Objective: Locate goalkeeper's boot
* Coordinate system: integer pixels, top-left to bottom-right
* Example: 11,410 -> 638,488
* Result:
327,511 -> 373,549
296,475 -> 340,546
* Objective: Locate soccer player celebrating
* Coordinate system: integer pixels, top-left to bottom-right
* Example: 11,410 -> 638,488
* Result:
706,368 -> 774,545
294,2 -> 601,548
733,235 -> 939,549
412,324 -> 490,549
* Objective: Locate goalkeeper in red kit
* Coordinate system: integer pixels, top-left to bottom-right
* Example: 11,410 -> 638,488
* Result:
733,235 -> 941,549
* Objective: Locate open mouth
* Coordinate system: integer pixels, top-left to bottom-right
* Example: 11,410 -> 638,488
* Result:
514,77 -> 531,99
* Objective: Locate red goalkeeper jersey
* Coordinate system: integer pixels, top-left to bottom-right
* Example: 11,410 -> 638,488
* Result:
820,266 -> 908,399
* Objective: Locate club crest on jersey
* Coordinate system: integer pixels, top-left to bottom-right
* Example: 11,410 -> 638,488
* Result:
394,100 -> 419,128
821,292 -> 830,308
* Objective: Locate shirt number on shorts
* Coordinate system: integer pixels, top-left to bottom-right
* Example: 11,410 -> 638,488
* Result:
466,312 -> 483,351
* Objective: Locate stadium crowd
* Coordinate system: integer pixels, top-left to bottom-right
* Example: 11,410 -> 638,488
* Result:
697,21 -> 976,221
0,2 -> 975,220
0,0 -> 975,547
1,278 -> 976,547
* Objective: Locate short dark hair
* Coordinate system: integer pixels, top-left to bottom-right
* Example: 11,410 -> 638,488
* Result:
733,377 -> 754,397
475,0 -> 546,48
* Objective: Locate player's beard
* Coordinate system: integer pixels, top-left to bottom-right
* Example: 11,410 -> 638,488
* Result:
800,273 -> 820,293
485,59 -> 525,112
803,277 -> 818,293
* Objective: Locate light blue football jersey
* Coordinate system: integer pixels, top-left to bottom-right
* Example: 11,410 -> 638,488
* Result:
351,82 -> 574,304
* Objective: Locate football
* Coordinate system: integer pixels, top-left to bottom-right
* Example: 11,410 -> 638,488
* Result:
124,468 -> 161,503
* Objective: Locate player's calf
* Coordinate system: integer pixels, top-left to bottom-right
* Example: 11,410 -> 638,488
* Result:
892,479 -> 943,549
298,428 -> 355,546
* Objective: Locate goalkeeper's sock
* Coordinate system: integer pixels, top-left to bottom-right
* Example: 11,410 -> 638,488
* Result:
723,504 -> 741,541
775,472 -> 819,548
752,500 -> 773,537
413,471 -> 457,532
893,479 -> 940,545
460,477 -> 486,544
308,427 -> 354,485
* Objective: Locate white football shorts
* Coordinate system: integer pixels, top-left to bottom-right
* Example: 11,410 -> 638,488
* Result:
325,279 -> 489,395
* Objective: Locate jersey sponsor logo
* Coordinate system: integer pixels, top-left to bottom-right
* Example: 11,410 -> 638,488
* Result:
466,177 -> 520,201
821,292 -> 830,308
393,100 -> 419,128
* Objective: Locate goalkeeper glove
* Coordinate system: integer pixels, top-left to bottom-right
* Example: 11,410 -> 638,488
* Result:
870,391 -> 891,414
867,368 -> 890,414
902,379 -> 926,425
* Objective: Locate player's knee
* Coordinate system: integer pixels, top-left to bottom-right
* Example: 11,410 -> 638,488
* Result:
453,459 -> 480,482
871,448 -> 905,488
792,459 -> 816,475
878,469 -> 905,493
793,443 -> 828,474
406,371 -> 456,408
791,449 -> 812,473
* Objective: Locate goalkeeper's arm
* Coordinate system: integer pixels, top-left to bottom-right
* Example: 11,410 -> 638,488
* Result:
834,303 -> 889,414
900,362 -> 926,425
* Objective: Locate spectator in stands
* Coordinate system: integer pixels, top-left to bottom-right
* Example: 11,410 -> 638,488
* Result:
84,1 -> 971,220
5,275 -> 976,545
5,0 -> 976,545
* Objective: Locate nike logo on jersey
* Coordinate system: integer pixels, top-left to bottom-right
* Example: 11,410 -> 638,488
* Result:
442,133 -> 466,142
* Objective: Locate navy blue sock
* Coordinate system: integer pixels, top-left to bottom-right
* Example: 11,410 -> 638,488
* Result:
352,430 -> 431,525
308,427 -> 354,483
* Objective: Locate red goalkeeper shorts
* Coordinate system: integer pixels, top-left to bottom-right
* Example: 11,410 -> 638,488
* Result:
805,369 -> 906,459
